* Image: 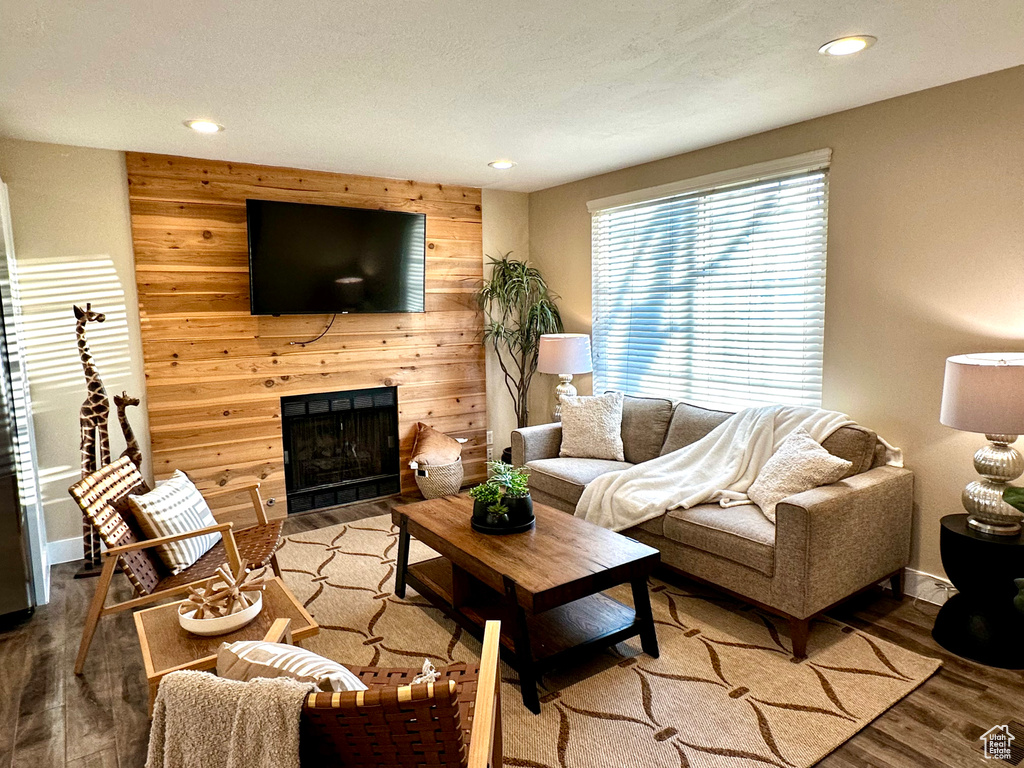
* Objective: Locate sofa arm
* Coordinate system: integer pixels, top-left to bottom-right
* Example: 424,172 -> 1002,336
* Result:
773,465 -> 914,618
511,423 -> 562,466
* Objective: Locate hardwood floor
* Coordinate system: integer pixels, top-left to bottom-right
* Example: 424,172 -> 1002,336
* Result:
1,497 -> 1021,767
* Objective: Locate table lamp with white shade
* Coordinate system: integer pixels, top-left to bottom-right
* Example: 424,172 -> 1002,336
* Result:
940,353 -> 1024,536
537,334 -> 593,421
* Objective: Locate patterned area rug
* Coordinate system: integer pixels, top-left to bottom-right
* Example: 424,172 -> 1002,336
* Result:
277,515 -> 941,768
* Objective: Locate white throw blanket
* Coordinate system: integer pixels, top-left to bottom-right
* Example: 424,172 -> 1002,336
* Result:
146,670 -> 314,768
575,405 -> 898,532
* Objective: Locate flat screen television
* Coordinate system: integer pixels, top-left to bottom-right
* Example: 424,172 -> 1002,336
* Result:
246,199 -> 426,315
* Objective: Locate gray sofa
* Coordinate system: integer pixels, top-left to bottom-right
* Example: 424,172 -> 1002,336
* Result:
512,395 -> 913,657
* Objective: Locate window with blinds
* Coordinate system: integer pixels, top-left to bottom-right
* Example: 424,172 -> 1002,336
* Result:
590,157 -> 829,412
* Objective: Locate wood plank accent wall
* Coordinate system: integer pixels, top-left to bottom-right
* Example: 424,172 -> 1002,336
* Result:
126,152 -> 486,524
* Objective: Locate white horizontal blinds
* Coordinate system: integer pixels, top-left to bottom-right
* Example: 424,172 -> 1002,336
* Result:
592,166 -> 828,412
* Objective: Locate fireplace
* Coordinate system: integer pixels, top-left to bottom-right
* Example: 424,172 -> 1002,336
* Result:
281,387 -> 400,513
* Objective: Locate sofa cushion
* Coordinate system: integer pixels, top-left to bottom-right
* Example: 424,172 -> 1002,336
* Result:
620,395 -> 675,465
633,515 -> 666,538
662,503 -> 776,576
820,425 -> 876,477
659,402 -> 732,455
659,403 -> 876,479
526,457 -> 633,507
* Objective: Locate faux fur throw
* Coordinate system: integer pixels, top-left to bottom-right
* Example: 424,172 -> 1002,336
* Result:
575,405 -> 865,531
146,670 -> 314,768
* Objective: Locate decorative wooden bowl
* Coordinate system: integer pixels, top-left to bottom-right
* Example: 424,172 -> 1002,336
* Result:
178,592 -> 263,636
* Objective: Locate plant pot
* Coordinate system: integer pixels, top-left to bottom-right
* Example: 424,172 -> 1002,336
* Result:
470,492 -> 535,535
471,498 -> 491,523
504,494 -> 534,525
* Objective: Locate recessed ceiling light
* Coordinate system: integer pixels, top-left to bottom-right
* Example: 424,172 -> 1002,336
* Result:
818,35 -> 877,56
184,119 -> 224,134
488,160 -> 516,170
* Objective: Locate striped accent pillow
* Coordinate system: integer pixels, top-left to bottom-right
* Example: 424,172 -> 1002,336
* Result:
217,641 -> 368,693
128,470 -> 221,575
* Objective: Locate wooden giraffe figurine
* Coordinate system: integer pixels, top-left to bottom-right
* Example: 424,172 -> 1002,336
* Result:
75,303 -> 111,572
113,391 -> 143,471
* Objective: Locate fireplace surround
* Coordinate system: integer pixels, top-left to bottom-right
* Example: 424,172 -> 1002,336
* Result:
281,387 -> 400,513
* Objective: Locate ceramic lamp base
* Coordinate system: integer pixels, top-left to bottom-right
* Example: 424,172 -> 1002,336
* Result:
552,375 -> 577,422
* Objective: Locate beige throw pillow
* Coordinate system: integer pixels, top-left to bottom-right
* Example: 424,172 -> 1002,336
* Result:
128,470 -> 221,575
559,392 -> 625,461
217,640 -> 368,693
748,428 -> 852,523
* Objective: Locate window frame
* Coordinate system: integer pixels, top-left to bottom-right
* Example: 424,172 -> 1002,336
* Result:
588,150 -> 831,412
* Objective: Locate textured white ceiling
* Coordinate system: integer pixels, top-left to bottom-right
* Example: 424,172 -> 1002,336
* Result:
1,1 -> 1021,192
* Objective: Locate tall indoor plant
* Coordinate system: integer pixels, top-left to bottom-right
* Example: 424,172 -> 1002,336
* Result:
477,253 -> 563,428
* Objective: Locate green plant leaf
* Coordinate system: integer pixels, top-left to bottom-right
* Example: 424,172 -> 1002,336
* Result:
468,482 -> 501,504
1003,486 -> 1024,512
476,252 -> 563,427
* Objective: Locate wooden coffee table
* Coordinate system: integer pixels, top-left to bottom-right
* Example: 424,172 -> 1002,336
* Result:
133,576 -> 319,714
393,495 -> 660,713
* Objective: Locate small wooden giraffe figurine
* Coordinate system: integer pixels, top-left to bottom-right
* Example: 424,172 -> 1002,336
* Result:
75,303 -> 111,572
113,391 -> 143,471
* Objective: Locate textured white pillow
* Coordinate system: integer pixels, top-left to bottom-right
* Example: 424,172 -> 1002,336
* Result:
217,640 -> 368,693
559,392 -> 625,461
128,470 -> 221,575
748,428 -> 852,523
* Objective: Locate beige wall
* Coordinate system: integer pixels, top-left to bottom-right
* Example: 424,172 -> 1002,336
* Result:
527,66 -> 1024,578
0,139 -> 150,548
481,189 -> 530,455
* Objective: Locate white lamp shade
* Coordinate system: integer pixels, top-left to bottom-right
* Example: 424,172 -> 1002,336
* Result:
537,334 -> 593,375
940,353 -> 1024,435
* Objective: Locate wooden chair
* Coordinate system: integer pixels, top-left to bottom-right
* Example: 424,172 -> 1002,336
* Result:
68,456 -> 284,675
260,618 -> 503,768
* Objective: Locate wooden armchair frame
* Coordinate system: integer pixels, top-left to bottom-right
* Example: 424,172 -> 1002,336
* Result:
70,457 -> 283,675
263,618 -> 502,768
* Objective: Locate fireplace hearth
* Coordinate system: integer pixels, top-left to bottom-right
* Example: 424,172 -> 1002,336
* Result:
281,387 -> 400,513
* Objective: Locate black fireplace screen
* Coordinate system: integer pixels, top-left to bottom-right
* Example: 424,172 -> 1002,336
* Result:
281,387 -> 400,513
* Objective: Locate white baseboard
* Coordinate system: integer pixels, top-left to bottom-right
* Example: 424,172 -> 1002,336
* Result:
47,536 -> 83,565
882,567 -> 956,606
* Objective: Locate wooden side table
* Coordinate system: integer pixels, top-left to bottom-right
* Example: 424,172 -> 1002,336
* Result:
134,576 -> 319,713
932,514 -> 1024,669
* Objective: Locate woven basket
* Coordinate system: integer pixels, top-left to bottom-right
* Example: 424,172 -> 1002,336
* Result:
414,458 -> 464,499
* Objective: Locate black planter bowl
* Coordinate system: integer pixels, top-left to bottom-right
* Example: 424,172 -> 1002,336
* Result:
471,494 -> 535,535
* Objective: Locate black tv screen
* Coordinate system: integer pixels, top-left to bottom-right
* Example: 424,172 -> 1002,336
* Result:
246,199 -> 426,315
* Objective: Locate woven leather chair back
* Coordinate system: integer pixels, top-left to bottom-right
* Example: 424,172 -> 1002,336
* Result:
68,456 -> 167,596
301,679 -> 468,767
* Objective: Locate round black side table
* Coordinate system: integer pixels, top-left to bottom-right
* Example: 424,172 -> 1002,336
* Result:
932,514 -> 1024,669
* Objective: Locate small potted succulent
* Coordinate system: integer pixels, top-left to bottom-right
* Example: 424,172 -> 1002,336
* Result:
468,461 -> 534,534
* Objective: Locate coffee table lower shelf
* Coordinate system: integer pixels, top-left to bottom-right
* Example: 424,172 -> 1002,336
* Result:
405,556 -> 652,713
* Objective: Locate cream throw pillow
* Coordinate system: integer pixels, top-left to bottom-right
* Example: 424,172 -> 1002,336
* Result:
559,392 -> 625,461
217,640 -> 368,693
748,428 -> 852,523
128,470 -> 221,575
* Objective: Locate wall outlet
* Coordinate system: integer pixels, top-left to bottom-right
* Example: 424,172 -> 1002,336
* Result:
486,446 -> 494,460
486,430 -> 494,445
